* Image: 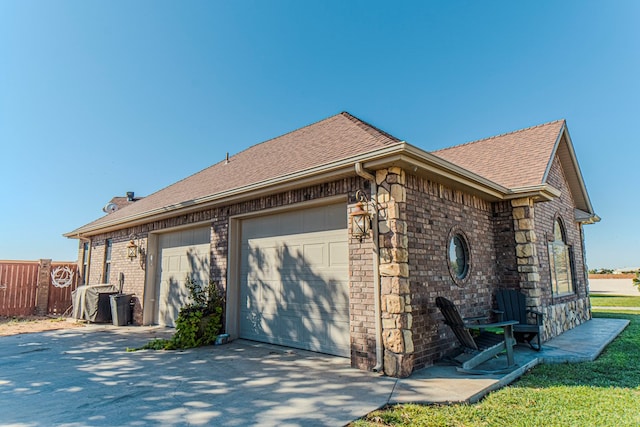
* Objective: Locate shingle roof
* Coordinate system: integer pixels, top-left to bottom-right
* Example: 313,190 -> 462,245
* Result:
69,112 -> 401,234
432,120 -> 565,189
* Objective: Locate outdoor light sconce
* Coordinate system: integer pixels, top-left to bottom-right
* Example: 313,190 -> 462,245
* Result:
127,234 -> 147,270
126,237 -> 138,259
350,190 -> 371,241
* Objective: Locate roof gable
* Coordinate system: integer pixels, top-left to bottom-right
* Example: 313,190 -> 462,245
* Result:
432,120 -> 595,215
432,120 -> 565,189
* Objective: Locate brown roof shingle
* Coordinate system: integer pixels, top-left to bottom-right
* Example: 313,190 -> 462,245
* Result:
432,120 -> 565,189
70,112 -> 401,234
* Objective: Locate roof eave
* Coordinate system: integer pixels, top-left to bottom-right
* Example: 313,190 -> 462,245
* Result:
575,208 -> 601,225
363,143 -> 510,201
504,184 -> 562,202
65,144 -> 409,238
65,142 -> 572,239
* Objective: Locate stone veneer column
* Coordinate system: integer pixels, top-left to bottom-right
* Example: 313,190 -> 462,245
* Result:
375,167 -> 413,378
512,198 -> 543,308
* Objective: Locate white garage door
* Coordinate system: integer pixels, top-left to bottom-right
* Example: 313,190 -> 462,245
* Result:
157,227 -> 210,327
240,203 -> 350,357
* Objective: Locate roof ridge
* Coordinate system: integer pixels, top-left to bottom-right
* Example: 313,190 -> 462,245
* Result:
131,113 -> 353,206
433,119 -> 565,153
339,111 -> 402,144
94,112 -> 399,218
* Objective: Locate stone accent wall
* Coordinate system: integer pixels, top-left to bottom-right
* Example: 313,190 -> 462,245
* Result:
404,172 -> 498,372
511,197 -> 543,307
375,167 -> 412,377
541,296 -> 591,337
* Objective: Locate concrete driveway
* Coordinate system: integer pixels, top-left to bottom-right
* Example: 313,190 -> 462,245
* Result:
0,325 -> 395,426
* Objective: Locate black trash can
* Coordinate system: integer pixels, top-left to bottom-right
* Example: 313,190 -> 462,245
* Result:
110,294 -> 133,326
96,292 -> 118,323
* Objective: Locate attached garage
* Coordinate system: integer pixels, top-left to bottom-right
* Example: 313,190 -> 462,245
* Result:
238,203 -> 350,357
156,227 -> 211,326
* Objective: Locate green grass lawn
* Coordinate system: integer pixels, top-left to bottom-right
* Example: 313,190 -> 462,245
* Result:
352,306 -> 640,427
590,294 -> 640,307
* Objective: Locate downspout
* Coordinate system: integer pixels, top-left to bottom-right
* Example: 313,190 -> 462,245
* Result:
355,163 -> 383,373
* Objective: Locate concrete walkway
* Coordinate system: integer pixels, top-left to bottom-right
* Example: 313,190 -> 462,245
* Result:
0,317 -> 630,426
391,317 -> 629,404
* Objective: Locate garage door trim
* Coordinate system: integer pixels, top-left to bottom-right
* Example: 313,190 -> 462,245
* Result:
226,196 -> 348,345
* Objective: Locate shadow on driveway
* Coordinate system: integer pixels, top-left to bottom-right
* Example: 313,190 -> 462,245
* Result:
0,326 -> 395,426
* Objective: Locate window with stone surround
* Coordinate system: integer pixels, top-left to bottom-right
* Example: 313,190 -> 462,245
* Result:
447,228 -> 470,286
548,218 -> 574,296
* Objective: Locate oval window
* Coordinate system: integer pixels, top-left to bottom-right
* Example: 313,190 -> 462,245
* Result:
448,233 -> 470,281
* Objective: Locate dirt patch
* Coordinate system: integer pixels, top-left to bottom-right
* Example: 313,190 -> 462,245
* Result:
0,316 -> 85,337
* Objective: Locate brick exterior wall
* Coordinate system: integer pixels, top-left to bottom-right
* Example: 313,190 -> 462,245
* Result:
76,155 -> 591,377
403,172 -> 500,373
347,187 -> 377,371
532,155 -> 591,338
493,201 -> 519,289
79,177 -> 373,348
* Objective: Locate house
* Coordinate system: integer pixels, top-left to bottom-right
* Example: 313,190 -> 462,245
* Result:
65,112 -> 599,378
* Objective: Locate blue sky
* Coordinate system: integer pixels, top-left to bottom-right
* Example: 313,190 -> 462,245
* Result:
1,1 -> 638,269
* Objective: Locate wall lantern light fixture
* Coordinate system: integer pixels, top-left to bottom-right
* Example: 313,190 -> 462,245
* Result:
127,234 -> 147,270
126,237 -> 138,259
350,190 -> 371,241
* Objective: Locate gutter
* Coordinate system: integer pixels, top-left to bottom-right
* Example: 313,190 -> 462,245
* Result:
355,162 -> 384,373
66,141 -> 568,238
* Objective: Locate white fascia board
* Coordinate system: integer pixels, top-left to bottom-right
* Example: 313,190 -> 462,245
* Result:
504,184 -> 561,201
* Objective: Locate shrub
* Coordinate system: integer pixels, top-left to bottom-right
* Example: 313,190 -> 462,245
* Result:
131,276 -> 223,351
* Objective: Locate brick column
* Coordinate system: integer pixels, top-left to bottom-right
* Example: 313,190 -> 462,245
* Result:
376,167 -> 413,378
35,259 -> 52,316
512,198 -> 542,307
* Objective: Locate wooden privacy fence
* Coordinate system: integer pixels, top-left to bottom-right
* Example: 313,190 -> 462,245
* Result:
0,260 -> 79,317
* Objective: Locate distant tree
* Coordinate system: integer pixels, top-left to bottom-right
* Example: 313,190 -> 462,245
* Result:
633,272 -> 640,291
590,268 -> 614,275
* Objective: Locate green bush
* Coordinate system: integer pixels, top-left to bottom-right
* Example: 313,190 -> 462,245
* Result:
131,276 -> 223,351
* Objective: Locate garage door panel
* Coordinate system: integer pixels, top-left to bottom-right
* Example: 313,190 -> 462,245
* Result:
242,279 -> 281,312
240,204 -> 349,357
329,242 -> 348,266
156,228 -> 210,327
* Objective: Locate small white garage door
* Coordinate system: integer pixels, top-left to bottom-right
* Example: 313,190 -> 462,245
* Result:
157,227 -> 210,327
239,203 -> 350,357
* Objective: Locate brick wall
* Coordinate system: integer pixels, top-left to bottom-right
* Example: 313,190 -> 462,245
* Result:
82,177 -> 368,329
535,156 -> 588,301
405,173 -> 500,371
75,157 -> 591,375
493,201 -> 519,289
347,185 -> 377,370
532,155 -> 591,337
